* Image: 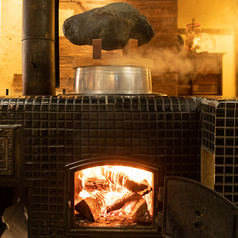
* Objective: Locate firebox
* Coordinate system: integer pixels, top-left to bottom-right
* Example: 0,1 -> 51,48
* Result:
65,156 -> 163,237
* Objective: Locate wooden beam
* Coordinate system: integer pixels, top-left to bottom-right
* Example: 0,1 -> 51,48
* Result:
178,28 -> 236,35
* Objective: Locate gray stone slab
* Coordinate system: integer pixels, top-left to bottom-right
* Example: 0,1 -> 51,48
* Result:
62,2 -> 155,51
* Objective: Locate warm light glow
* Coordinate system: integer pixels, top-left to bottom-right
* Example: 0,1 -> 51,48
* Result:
74,165 -> 154,226
0,0 -> 1,57
193,33 -> 216,53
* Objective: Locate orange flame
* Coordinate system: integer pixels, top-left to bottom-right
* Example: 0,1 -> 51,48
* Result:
75,165 -> 153,217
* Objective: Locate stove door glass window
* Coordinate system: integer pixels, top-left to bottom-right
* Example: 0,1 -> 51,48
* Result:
74,165 -> 154,227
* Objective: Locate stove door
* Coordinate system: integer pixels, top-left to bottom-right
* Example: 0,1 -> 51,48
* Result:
161,176 -> 238,238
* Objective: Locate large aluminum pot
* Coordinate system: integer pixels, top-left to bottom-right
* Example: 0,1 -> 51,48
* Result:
73,65 -> 152,94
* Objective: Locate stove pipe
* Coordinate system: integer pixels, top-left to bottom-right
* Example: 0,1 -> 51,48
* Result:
22,0 -> 56,95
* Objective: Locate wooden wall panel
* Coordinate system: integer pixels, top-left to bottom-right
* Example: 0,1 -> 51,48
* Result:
149,17 -> 177,35
134,1 -> 177,17
178,53 -> 224,96
152,73 -> 178,96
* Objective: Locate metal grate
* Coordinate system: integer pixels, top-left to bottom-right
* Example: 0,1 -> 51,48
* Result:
0,95 -> 201,238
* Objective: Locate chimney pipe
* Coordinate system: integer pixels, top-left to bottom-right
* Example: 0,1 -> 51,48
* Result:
22,0 -> 56,95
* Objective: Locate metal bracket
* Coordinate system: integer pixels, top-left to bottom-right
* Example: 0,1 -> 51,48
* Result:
156,212 -> 163,227
158,187 -> 164,202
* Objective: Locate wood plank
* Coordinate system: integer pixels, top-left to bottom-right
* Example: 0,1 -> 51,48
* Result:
152,73 -> 178,96
192,75 -> 221,95
178,85 -> 191,95
153,83 -> 178,96
13,74 -> 23,92
13,74 -> 22,86
152,73 -> 178,83
60,55 -> 75,68
72,57 -> 154,68
60,0 -> 178,18
177,53 -> 224,96
59,37 -> 122,57
59,78 -> 74,92
72,1 -> 177,18
122,39 -> 138,57
149,17 -> 177,34
139,35 -> 178,54
59,39 -> 91,56
132,1 -> 177,17
92,39 -> 102,59
13,86 -> 23,92
59,77 -> 74,86
178,28 -> 235,35
12,74 -> 74,93
59,67 -> 75,78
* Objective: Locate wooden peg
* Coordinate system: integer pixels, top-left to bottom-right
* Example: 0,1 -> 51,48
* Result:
122,39 -> 138,57
92,39 -> 102,59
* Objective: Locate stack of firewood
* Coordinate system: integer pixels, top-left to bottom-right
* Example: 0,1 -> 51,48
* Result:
75,169 -> 152,225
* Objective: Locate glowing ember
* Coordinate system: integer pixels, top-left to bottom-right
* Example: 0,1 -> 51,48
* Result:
74,165 -> 154,226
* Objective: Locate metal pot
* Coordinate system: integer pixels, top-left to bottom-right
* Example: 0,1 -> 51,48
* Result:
73,65 -> 152,94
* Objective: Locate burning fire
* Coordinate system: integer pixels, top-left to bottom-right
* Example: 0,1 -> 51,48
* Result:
74,165 -> 153,226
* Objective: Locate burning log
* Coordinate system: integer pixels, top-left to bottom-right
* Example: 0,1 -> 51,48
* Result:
75,191 -> 106,221
85,177 -> 110,192
106,192 -> 142,213
105,170 -> 152,195
131,198 -> 152,224
84,177 -> 125,193
106,194 -> 152,225
74,166 -> 153,226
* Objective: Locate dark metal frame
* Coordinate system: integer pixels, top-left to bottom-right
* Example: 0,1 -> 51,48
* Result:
64,156 -> 163,237
0,125 -> 24,184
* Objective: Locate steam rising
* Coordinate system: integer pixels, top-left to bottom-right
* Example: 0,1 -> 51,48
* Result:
140,47 -> 221,76
145,48 -> 194,74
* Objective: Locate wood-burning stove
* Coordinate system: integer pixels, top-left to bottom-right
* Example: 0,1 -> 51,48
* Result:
0,94 -> 201,237
1,95 -> 238,237
0,0 -> 236,237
